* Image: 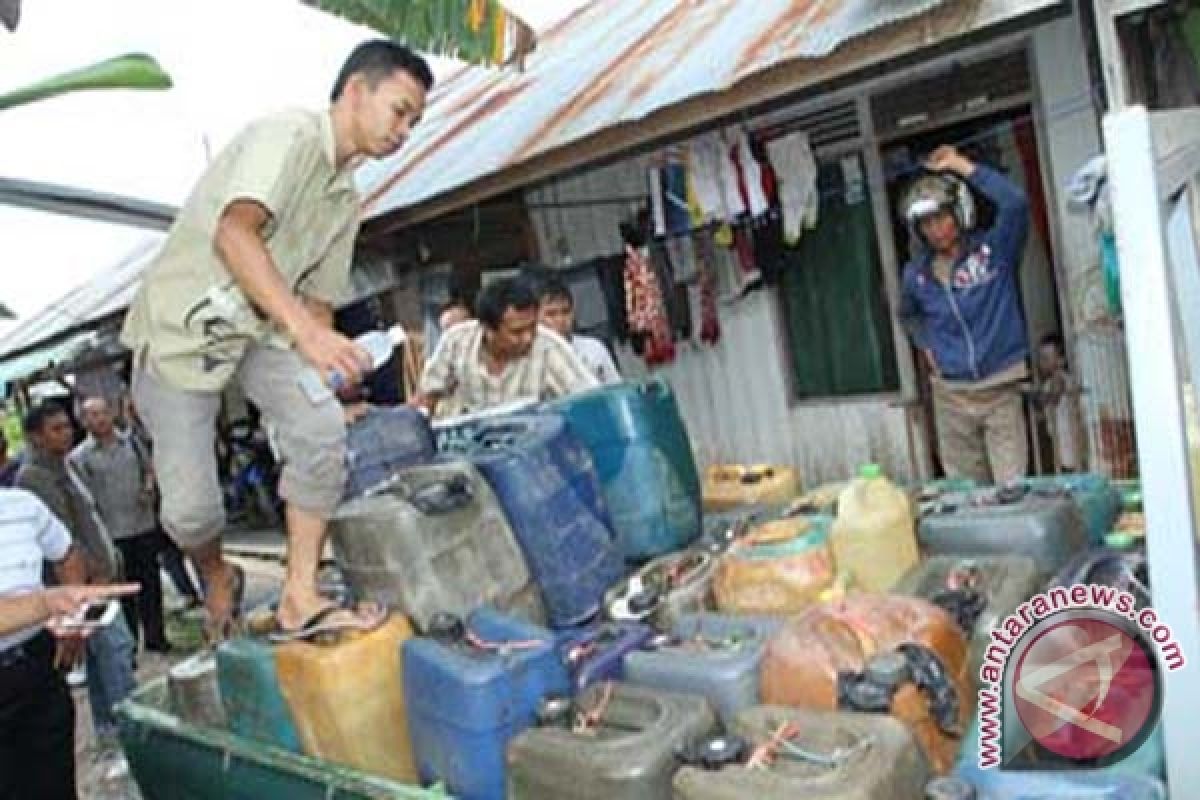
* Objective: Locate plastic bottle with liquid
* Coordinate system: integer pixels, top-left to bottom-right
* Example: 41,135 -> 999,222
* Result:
830,463 -> 919,592
297,325 -> 406,404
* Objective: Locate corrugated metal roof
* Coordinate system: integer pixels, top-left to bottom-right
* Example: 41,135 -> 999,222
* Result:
356,0 -> 1060,224
0,236 -> 161,361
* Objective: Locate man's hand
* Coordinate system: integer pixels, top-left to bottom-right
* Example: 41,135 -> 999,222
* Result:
926,145 -> 976,178
342,402 -> 371,425
43,583 -> 139,619
292,319 -> 372,389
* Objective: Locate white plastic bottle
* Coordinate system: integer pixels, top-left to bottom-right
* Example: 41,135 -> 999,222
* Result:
297,325 -> 406,404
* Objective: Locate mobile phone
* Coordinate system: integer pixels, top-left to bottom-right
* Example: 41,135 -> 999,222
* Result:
61,600 -> 120,630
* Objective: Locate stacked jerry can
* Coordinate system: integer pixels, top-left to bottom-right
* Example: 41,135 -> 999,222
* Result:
329,460 -> 546,630
546,381 -> 702,563
402,608 -> 570,800
442,413 -> 625,628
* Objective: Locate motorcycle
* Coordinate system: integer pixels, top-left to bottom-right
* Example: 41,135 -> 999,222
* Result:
220,417 -> 283,529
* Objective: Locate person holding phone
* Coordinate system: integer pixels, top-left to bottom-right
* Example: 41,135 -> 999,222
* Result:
0,487 -> 115,800
15,401 -> 137,745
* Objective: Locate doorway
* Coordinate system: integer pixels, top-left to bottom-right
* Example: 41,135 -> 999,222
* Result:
880,108 -> 1066,479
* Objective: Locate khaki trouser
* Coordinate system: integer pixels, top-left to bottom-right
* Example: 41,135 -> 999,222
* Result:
932,379 -> 1029,485
133,343 -> 346,549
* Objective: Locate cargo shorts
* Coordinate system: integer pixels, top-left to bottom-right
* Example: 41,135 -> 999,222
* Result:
932,378 -> 1029,485
132,342 -> 346,549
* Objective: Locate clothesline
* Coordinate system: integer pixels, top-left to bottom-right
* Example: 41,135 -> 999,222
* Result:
524,83 -> 1100,220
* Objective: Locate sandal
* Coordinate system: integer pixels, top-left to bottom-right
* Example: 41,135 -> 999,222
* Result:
268,602 -> 387,644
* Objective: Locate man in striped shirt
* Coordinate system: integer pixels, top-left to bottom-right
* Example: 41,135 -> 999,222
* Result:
414,275 -> 598,420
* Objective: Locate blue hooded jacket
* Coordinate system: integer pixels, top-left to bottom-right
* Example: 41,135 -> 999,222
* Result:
899,165 -> 1030,383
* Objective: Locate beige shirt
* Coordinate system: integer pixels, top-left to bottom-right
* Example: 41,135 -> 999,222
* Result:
121,109 -> 360,391
421,321 -> 599,419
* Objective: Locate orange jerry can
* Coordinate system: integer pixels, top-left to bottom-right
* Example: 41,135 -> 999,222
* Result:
703,464 -> 800,512
274,613 -> 418,782
759,593 -> 973,775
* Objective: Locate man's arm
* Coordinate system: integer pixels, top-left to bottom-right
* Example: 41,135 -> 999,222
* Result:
544,332 -> 600,397
898,270 -> 939,375
0,583 -> 140,638
214,201 -> 368,385
927,145 -> 1029,272
411,328 -> 462,415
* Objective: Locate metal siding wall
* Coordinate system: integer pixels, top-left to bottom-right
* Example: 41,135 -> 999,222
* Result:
614,288 -> 913,487
525,161 -> 914,486
1032,13 -> 1137,477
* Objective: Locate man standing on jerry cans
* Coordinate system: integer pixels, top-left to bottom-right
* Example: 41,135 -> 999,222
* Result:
899,145 -> 1032,485
120,40 -> 433,642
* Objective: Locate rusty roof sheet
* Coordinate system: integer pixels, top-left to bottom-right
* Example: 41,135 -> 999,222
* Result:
357,0 -> 960,221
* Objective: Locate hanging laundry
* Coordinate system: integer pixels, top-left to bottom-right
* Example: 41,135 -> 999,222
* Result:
624,244 -> 675,366
731,225 -> 762,296
751,209 -> 787,287
730,127 -> 769,218
665,233 -> 697,284
595,254 -> 630,345
650,240 -> 689,340
752,133 -> 780,208
715,129 -> 747,220
684,154 -> 707,228
693,231 -> 721,346
685,133 -> 726,223
647,164 -> 667,237
767,130 -> 819,245
661,152 -> 692,237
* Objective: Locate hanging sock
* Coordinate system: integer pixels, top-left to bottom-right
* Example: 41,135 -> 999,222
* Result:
694,232 -> 721,346
684,153 -> 707,228
766,131 -> 819,245
685,134 -> 723,223
647,164 -> 667,238
715,130 -> 746,222
731,128 -> 769,218
732,224 -> 762,296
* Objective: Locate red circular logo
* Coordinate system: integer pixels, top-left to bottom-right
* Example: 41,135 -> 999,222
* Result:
1012,615 -> 1159,762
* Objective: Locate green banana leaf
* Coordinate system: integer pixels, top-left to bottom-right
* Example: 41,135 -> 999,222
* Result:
301,0 -> 532,66
0,53 -> 172,112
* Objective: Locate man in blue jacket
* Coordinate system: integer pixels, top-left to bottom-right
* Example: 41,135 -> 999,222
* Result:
899,145 -> 1031,484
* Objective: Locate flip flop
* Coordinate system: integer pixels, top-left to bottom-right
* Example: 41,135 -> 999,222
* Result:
268,603 -> 388,644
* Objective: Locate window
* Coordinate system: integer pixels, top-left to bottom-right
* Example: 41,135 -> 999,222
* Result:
777,152 -> 900,399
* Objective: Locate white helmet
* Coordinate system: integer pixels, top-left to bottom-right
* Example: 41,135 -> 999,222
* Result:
902,172 -> 976,241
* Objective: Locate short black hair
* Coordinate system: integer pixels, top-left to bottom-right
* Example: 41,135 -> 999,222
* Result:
23,399 -> 68,435
536,275 -> 574,309
476,276 -> 538,329
1039,332 -> 1065,354
330,39 -> 435,103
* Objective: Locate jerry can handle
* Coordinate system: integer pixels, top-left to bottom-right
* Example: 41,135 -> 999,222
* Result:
639,378 -> 670,397
408,474 -> 474,516
473,422 -> 528,452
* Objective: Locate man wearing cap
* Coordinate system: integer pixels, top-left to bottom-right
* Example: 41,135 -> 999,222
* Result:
898,145 -> 1031,485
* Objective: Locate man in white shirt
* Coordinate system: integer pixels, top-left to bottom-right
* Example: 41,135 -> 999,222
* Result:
0,488 -> 90,800
536,275 -> 622,386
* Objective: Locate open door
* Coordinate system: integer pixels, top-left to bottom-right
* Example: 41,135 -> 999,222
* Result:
880,108 -> 1066,478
